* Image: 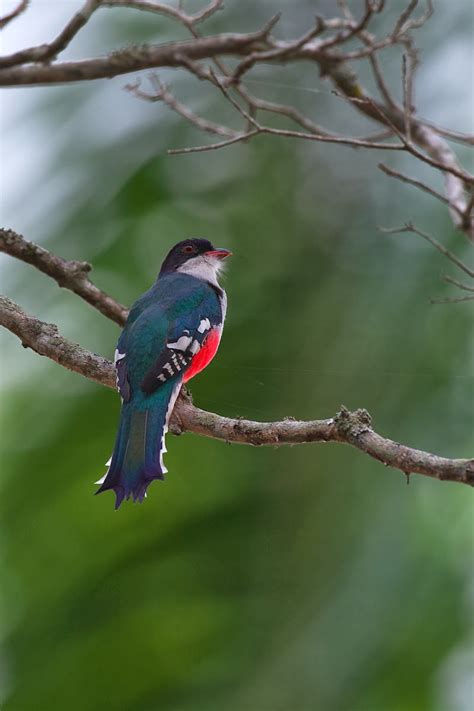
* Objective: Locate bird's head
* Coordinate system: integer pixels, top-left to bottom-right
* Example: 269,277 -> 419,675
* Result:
159,238 -> 232,283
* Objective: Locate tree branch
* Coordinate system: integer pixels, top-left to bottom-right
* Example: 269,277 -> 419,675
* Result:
380,223 -> 474,279
0,3 -> 471,237
176,399 -> 474,487
0,228 -> 128,326
0,0 -> 102,68
0,0 -> 28,30
102,0 -> 223,27
124,76 -> 238,138
0,31 -> 270,84
0,294 -> 114,387
1,2 -> 472,491
1,295 -> 472,487
378,163 -> 465,219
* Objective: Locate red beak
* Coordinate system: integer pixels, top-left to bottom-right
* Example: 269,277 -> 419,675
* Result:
205,248 -> 232,260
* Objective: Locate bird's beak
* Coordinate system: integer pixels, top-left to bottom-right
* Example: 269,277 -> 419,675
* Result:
205,248 -> 232,260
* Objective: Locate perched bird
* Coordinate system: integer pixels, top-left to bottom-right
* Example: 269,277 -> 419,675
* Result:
96,238 -> 231,508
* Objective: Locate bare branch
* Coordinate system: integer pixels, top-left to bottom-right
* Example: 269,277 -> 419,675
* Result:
177,400 -> 474,486
238,88 -> 389,144
378,163 -> 464,218
402,48 -> 418,143
0,2 -> 472,503
161,64 -> 405,154
168,129 -> 259,155
169,123 -> 404,155
0,228 -> 128,325
230,16 -> 324,84
2,295 -> 472,487
0,0 -> 102,69
258,125 -> 402,150
0,0 -> 28,30
443,275 -> 474,293
0,294 -> 114,387
177,0 -> 223,25
430,294 -> 474,304
0,31 -> 271,84
0,0 -> 224,69
380,222 -> 474,278
393,0 -> 419,37
332,92 -> 473,185
125,76 -> 238,138
235,87 -> 337,137
209,67 -> 261,128
402,0 -> 433,32
411,126 -> 474,239
102,0 -> 223,27
336,0 -> 433,61
368,51 -> 400,111
316,1 -> 376,52
337,0 -> 353,21
328,85 -> 473,238
0,3 -> 470,246
420,122 -> 474,147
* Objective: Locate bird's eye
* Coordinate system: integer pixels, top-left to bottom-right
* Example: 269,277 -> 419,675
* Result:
183,245 -> 195,254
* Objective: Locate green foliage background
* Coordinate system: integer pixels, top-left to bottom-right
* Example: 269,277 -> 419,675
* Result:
1,2 -> 473,710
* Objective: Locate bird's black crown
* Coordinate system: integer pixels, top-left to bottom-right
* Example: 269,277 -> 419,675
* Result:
159,238 -> 216,275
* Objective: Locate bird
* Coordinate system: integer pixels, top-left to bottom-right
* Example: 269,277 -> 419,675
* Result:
95,238 -> 231,508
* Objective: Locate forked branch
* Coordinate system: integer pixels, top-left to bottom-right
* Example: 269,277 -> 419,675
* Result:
0,2 -> 472,488
1,231 -> 473,488
0,229 -> 128,325
0,0 -> 471,244
1,294 -> 472,487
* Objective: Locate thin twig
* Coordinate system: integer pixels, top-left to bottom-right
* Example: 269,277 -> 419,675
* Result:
238,87 -> 335,137
430,294 -> 474,304
259,126 -> 403,150
402,48 -> 418,143
0,0 -> 28,30
0,0 -> 102,68
209,67 -> 261,128
420,122 -> 474,147
231,16 -> 325,84
170,124 -> 404,155
368,51 -> 400,111
102,0 -> 223,27
333,92 -> 473,185
380,222 -> 474,279
125,76 -> 238,138
442,275 -> 474,293
394,0 -> 419,36
378,163 -> 464,217
317,1 -> 375,51
168,130 -> 260,154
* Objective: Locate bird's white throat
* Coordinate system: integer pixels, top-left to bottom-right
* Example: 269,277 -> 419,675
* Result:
177,255 -> 225,286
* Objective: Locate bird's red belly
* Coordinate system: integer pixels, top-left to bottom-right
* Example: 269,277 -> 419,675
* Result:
183,329 -> 221,383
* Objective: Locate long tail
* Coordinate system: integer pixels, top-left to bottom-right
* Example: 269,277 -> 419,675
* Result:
96,381 -> 180,508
